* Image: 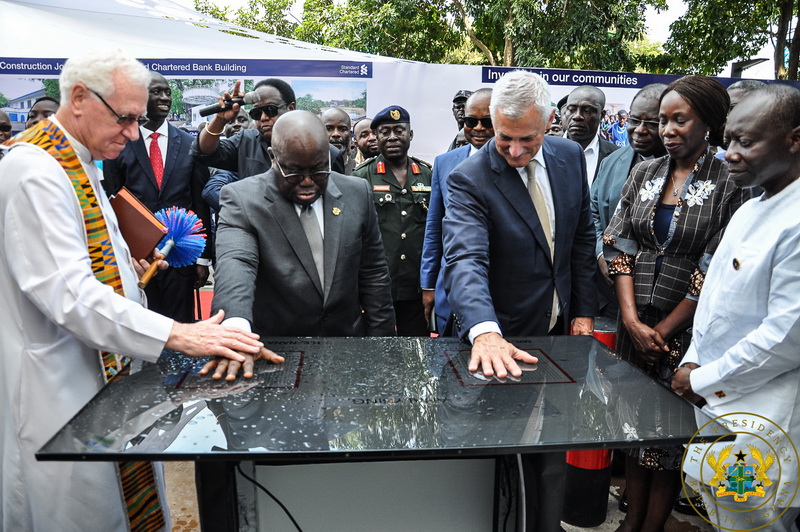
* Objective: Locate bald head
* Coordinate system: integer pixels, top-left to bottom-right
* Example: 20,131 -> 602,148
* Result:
321,108 -> 352,153
563,85 -> 606,148
270,111 -> 331,206
272,111 -> 329,156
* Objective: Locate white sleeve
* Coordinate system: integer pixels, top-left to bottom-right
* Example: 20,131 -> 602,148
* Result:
2,148 -> 172,360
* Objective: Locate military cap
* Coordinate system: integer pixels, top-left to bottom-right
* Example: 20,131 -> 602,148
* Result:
371,105 -> 411,130
452,90 -> 472,102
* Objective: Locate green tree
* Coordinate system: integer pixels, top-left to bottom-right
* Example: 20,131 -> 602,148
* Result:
451,0 -> 666,70
664,0 -> 799,79
0,93 -> 8,107
192,0 -> 672,72
296,0 -> 462,64
40,79 -> 61,100
195,0 -> 297,37
296,93 -> 324,114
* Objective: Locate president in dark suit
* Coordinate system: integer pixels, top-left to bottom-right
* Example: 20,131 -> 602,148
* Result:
103,71 -> 211,323
197,110 -> 395,531
421,88 -> 493,333
211,110 -> 395,342
442,70 -> 597,531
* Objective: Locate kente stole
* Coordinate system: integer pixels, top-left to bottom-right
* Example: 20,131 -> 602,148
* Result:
8,120 -> 166,532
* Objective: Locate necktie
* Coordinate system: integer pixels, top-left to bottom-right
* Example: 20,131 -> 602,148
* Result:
149,132 -> 164,188
526,160 -> 559,331
300,205 -> 324,285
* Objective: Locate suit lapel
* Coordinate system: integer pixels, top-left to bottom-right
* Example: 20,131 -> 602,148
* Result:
488,140 -> 552,264
322,178 -> 344,302
161,125 -> 182,191
132,136 -> 159,192
265,175 -> 324,297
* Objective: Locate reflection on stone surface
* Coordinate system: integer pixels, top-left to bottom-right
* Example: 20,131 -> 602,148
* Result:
39,337 -> 729,461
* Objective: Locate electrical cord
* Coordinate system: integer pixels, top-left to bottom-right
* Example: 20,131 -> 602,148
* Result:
235,463 -> 304,532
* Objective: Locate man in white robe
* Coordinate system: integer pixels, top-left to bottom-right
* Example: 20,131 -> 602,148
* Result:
0,50 -> 263,532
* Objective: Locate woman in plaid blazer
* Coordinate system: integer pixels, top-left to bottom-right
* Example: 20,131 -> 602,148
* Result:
603,75 -> 757,532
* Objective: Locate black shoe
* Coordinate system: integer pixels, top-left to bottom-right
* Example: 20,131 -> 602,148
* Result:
674,496 -> 707,517
618,489 -> 628,513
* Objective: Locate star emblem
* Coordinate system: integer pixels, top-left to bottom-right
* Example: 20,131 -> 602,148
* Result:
735,450 -> 748,462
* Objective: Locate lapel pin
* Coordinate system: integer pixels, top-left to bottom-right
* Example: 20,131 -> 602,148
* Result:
332,207 -> 341,216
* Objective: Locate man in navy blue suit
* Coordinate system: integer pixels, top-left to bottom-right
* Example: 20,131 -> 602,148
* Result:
421,88 -> 493,333
103,71 -> 211,323
442,71 -> 596,531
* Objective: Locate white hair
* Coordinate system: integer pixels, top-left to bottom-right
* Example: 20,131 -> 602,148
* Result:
490,70 -> 551,123
59,49 -> 151,104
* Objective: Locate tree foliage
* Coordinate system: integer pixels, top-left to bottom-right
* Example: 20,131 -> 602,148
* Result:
195,0 -> 297,36
190,0 -> 797,79
297,0 -> 462,64
664,0 -> 799,79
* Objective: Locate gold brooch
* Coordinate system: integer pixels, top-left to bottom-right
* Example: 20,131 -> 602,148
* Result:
332,207 -> 341,216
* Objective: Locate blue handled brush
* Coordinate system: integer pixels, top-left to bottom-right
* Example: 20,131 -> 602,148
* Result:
138,207 -> 206,288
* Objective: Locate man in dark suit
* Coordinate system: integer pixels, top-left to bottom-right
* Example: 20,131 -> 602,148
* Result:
211,110 -> 395,343
191,78 -> 345,177
442,70 -> 597,531
197,111 -> 395,530
562,85 -> 619,184
103,71 -> 211,323
421,88 -> 493,333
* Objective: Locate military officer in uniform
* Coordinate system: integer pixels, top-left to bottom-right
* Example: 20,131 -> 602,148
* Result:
352,106 -> 432,336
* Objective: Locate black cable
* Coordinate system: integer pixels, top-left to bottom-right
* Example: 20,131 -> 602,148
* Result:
235,463 -> 304,532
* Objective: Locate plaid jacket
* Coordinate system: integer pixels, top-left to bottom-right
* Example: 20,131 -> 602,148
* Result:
603,153 -> 755,312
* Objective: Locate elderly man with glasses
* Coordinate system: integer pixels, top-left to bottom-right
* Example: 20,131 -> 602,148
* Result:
0,49 -> 263,532
192,78 -> 345,178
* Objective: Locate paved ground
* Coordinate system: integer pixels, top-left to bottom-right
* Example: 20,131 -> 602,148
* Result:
165,461 -> 714,532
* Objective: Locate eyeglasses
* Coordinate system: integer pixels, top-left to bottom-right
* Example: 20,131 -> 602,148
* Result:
628,116 -> 660,130
0,124 -> 11,132
452,103 -> 466,110
272,151 -> 331,185
249,103 -> 288,121
463,116 -> 493,129
89,89 -> 148,126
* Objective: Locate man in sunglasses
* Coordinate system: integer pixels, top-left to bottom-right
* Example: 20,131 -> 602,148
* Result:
192,78 -> 345,179
421,88 -> 493,334
103,71 -> 212,323
0,49 -> 263,532
0,110 -> 11,146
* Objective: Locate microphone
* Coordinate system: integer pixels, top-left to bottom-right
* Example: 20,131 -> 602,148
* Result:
198,91 -> 260,117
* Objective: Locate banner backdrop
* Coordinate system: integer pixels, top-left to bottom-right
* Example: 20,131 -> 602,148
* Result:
0,57 -> 783,164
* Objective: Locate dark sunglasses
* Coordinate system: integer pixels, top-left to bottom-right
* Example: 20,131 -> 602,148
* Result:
89,89 -> 148,126
463,116 -> 493,129
0,124 -> 11,132
249,103 -> 288,120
